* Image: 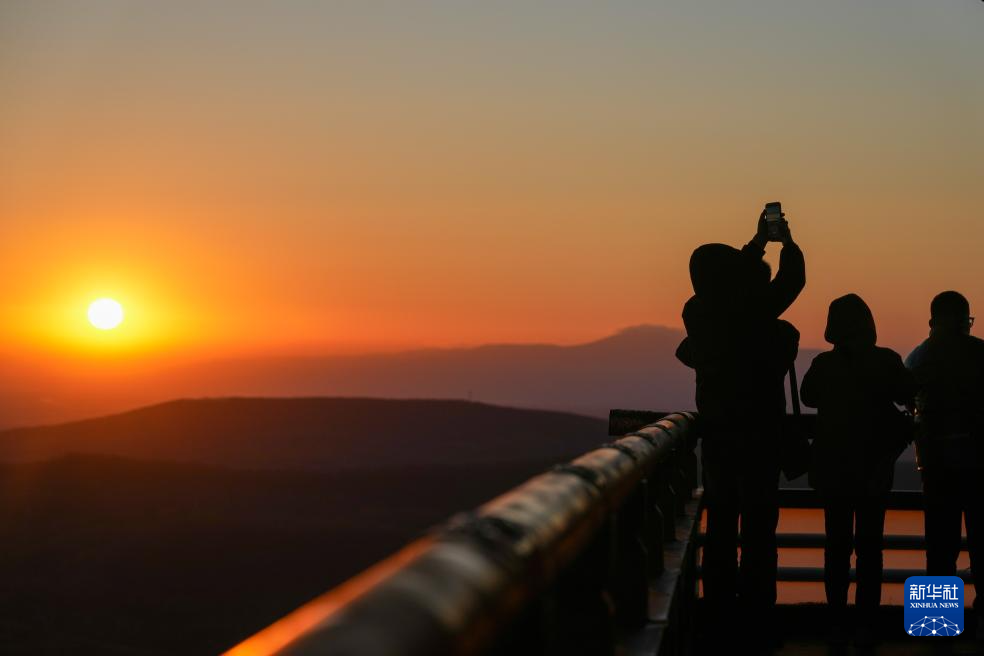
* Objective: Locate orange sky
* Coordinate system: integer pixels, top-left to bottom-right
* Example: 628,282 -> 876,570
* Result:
1,1 -> 982,365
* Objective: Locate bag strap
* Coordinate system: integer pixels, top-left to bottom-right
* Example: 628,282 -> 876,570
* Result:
789,361 -> 802,417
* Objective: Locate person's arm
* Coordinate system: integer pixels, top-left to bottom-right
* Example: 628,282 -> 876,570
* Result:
799,355 -> 823,409
676,337 -> 695,369
887,351 -> 917,407
677,298 -> 708,369
769,238 -> 806,317
740,212 -> 806,317
903,344 -> 925,414
771,319 -> 800,376
740,211 -> 770,259
973,338 -> 984,426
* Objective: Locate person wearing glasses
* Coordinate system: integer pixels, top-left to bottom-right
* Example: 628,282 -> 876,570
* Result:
906,291 -> 984,634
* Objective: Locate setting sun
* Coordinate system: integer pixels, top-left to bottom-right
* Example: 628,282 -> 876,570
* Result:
88,298 -> 124,330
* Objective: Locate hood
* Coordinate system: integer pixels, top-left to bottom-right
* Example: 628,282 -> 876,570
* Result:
689,243 -> 742,301
825,293 -> 877,347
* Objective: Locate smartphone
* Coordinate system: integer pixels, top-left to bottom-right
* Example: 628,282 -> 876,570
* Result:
764,201 -> 784,241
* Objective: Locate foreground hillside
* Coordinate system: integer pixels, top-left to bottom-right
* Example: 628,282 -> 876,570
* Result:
0,398 -> 610,654
0,397 -> 608,469
0,454 -> 555,655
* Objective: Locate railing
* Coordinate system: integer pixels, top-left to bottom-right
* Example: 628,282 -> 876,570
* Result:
226,412 -> 702,656
773,488 -> 974,585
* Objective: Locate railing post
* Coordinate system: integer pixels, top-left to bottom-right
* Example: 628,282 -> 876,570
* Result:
672,458 -> 689,517
546,522 -> 618,656
610,485 -> 650,629
682,444 -> 699,494
642,477 -> 666,578
656,461 -> 678,542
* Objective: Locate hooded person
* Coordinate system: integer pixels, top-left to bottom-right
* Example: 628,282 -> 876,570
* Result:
802,294 -> 914,493
675,211 -> 805,647
678,240 -> 803,435
676,226 -> 805,455
800,293 -> 915,645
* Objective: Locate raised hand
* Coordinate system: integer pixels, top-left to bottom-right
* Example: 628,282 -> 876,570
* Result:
780,218 -> 794,246
753,210 -> 769,247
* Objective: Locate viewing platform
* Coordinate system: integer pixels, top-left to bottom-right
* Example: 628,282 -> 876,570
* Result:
226,412 -> 977,656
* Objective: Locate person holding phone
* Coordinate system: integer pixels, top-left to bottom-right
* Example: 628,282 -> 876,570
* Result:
676,204 -> 805,649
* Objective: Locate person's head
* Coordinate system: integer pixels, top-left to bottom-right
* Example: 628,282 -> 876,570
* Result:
742,258 -> 772,294
929,291 -> 973,335
824,293 -> 877,349
689,243 -> 742,302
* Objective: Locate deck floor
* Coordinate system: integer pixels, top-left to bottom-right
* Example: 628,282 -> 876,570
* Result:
694,604 -> 984,655
775,636 -> 983,655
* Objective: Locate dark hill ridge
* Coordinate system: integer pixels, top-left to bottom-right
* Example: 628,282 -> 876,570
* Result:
0,397 -> 608,470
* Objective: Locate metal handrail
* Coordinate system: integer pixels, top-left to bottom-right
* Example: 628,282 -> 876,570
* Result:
226,413 -> 701,656
772,533 -> 967,551
769,488 -> 974,585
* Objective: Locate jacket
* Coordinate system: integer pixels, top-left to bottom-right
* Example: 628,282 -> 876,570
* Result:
676,240 -> 805,432
801,294 -> 915,494
906,331 -> 984,469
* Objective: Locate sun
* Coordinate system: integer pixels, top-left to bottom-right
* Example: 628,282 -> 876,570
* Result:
87,298 -> 125,330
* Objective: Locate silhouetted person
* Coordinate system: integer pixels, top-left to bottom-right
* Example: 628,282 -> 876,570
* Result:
906,291 -> 984,626
800,294 -> 914,646
676,211 -> 804,643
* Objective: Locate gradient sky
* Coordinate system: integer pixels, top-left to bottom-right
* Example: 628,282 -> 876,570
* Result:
2,1 -> 982,363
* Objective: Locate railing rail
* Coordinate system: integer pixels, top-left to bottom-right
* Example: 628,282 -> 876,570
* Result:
770,488 -> 975,585
224,409 -> 977,654
226,413 -> 702,656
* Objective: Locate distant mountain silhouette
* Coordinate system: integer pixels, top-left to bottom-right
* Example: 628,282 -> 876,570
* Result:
144,324 -> 819,420
0,325 -> 698,428
167,325 -> 696,419
0,325 -> 832,432
0,397 -> 607,470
